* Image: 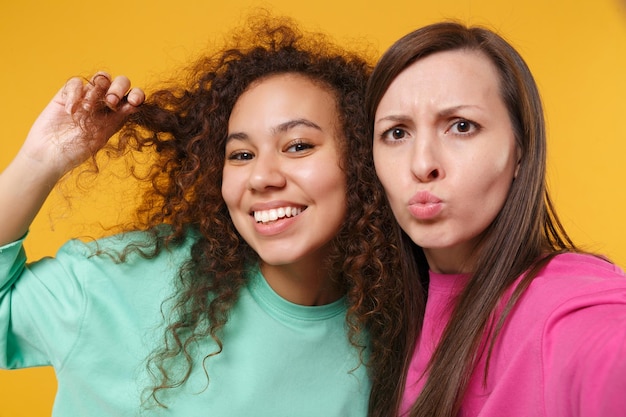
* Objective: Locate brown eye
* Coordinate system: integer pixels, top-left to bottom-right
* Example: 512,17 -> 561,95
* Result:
457,121 -> 471,132
379,126 -> 409,143
286,141 -> 314,153
391,128 -> 405,139
228,151 -> 254,161
449,119 -> 479,136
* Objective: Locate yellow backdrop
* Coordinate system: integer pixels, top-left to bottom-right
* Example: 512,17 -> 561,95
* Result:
1,0 -> 625,415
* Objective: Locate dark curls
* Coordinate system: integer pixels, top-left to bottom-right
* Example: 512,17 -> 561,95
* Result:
106,13 -> 416,416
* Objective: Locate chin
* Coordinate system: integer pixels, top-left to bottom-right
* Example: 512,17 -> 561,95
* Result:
256,251 -> 302,267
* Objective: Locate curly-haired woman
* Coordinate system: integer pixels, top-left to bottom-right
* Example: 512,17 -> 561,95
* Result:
0,16 -> 414,417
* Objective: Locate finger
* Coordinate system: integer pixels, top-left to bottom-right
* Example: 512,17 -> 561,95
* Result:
83,72 -> 112,110
61,77 -> 86,114
90,71 -> 112,88
124,87 -> 145,107
104,75 -> 132,110
116,89 -> 145,116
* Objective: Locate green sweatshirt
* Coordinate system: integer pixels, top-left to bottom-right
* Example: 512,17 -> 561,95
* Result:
0,230 -> 370,416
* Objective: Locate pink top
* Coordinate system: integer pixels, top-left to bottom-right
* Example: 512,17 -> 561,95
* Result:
401,253 -> 626,417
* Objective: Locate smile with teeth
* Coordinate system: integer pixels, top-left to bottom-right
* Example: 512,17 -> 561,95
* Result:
253,206 -> 305,224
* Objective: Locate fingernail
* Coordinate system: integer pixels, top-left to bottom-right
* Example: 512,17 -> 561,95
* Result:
105,93 -> 120,109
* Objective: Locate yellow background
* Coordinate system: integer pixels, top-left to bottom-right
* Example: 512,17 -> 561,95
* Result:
1,0 -> 625,414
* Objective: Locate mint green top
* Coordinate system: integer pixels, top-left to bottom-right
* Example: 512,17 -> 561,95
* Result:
0,231 -> 370,416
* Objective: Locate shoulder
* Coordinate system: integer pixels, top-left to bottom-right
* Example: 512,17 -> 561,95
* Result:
55,226 -> 199,271
507,253 -> 626,320
530,252 -> 625,292
531,256 -> 626,416
541,252 -> 624,279
519,253 -> 626,319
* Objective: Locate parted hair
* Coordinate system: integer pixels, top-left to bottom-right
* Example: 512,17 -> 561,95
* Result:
365,21 -> 578,417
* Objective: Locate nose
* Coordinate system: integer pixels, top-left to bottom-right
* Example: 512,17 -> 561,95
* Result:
247,152 -> 286,191
410,134 -> 442,182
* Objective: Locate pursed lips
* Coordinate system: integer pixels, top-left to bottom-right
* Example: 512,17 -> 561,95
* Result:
408,190 -> 443,220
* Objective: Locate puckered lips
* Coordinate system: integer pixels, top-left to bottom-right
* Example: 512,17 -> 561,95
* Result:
408,190 -> 442,220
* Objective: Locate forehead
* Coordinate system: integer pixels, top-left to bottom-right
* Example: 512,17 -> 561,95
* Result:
378,49 -> 503,111
241,72 -> 337,105
412,49 -> 497,86
228,73 -> 342,132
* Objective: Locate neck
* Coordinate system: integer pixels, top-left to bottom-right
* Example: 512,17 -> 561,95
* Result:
259,257 -> 342,306
424,237 -> 484,274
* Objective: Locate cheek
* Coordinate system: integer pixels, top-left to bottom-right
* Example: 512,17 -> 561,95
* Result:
299,153 -> 347,198
313,165 -> 348,219
220,168 -> 242,210
373,150 -> 403,201
468,140 -> 518,185
464,154 -> 516,216
318,166 -> 347,200
491,146 -> 517,176
373,147 -> 388,184
488,151 -> 518,197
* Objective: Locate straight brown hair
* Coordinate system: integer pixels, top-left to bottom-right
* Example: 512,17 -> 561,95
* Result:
365,22 -> 577,417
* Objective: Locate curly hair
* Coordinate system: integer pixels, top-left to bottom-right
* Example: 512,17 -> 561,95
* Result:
106,13 -> 417,415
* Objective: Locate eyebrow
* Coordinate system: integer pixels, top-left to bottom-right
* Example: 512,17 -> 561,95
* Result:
375,105 -> 483,125
273,118 -> 322,134
374,114 -> 412,126
226,118 -> 322,142
437,104 -> 482,118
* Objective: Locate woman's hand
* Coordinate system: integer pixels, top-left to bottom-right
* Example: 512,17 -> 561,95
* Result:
19,72 -> 145,180
0,72 -> 145,246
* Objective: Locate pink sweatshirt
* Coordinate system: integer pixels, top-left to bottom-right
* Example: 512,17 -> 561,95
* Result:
401,253 -> 626,417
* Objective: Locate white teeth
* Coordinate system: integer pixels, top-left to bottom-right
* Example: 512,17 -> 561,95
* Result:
253,206 -> 303,223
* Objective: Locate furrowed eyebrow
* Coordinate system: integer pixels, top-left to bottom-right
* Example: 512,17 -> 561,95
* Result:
374,115 -> 412,125
375,105 -> 484,125
437,105 -> 483,118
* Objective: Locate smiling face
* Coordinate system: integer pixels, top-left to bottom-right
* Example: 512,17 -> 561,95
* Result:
222,73 -> 347,278
373,49 -> 520,274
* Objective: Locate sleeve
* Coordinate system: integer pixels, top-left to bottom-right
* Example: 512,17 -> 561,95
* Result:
543,286 -> 626,417
0,236 -> 88,370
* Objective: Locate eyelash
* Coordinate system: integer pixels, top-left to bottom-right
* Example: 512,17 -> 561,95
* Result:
448,119 -> 481,135
285,139 -> 314,153
227,150 -> 254,161
226,139 -> 314,161
379,118 -> 481,142
379,127 -> 409,143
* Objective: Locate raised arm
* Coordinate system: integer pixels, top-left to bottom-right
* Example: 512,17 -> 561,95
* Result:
0,72 -> 144,246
